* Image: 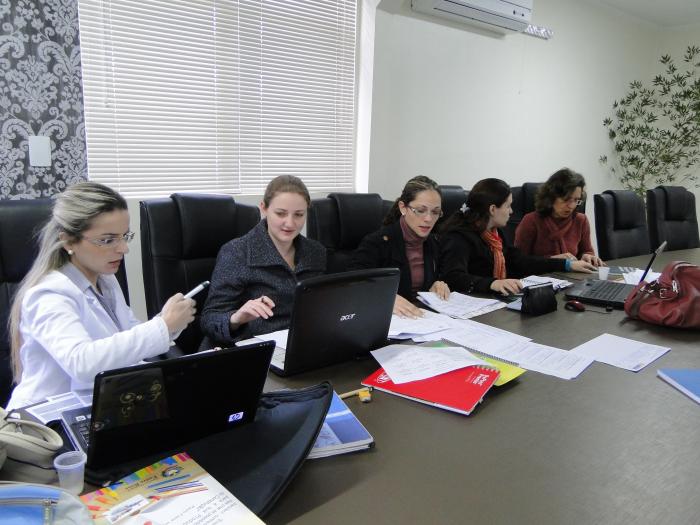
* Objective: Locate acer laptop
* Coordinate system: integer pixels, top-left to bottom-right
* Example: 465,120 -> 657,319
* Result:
61,340 -> 275,470
565,242 -> 667,309
269,268 -> 400,377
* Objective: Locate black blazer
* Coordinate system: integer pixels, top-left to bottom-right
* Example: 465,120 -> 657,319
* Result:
349,221 -> 439,299
439,228 -> 566,294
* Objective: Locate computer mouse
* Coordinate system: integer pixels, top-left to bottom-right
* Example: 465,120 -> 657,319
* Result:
565,300 -> 586,312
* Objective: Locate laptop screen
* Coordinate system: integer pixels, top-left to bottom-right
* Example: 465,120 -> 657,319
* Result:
84,340 -> 274,470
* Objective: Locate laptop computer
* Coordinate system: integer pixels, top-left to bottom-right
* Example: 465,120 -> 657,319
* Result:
565,241 -> 667,309
268,268 -> 400,377
61,340 -> 274,470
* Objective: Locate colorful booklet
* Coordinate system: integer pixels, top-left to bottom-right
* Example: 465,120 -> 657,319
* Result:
81,453 -> 263,524
657,369 -> 700,405
362,365 -> 499,415
308,391 -> 374,459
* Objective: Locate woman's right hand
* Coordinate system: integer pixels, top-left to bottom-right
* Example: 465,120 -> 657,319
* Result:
230,296 -> 276,327
393,295 -> 423,319
490,279 -> 523,295
161,293 -> 196,334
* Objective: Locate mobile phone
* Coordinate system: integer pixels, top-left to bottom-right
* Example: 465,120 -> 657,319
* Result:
184,281 -> 210,299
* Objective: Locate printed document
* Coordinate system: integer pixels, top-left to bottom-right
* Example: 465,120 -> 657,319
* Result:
623,269 -> 661,284
498,342 -> 594,380
371,344 -> 489,384
389,311 -> 452,339
570,333 -> 670,371
521,275 -> 573,290
417,291 -> 506,319
253,329 -> 289,349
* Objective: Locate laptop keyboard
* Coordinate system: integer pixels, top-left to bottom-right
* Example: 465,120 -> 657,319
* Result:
581,280 -> 628,300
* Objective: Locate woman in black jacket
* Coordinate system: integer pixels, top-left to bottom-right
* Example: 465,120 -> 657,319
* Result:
439,178 -> 595,296
350,176 -> 450,317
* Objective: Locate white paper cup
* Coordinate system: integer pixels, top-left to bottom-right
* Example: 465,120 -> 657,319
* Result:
53,450 -> 87,495
598,266 -> 610,280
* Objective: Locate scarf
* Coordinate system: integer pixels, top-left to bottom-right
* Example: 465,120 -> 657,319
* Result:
543,215 -> 575,256
480,229 -> 506,280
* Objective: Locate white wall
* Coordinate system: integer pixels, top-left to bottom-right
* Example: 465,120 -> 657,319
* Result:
368,0 -> 663,223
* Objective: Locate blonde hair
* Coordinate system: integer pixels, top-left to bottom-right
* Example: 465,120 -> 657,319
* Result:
9,182 -> 127,380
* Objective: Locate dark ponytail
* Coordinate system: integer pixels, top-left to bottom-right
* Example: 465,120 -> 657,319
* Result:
440,178 -> 511,234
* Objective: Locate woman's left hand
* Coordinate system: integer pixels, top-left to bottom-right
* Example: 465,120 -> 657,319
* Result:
581,253 -> 606,267
429,280 -> 450,300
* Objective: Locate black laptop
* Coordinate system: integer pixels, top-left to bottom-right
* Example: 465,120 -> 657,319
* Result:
61,340 -> 274,470
267,268 -> 399,376
565,242 -> 667,309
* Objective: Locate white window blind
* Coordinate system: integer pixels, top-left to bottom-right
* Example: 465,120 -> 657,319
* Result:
78,0 -> 357,198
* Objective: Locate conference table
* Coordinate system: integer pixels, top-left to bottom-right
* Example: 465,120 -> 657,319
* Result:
263,250 -> 700,525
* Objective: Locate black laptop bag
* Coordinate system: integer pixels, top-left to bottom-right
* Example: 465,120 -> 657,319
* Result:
85,382 -> 332,517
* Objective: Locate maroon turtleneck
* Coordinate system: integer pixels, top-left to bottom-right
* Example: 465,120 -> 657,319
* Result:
399,215 -> 426,292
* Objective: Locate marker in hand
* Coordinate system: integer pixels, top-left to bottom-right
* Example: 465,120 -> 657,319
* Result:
184,281 -> 210,299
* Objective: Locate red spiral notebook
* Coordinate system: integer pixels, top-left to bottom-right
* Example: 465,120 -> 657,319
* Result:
361,365 -> 500,415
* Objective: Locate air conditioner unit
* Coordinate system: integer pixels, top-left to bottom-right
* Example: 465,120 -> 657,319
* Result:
411,0 -> 533,34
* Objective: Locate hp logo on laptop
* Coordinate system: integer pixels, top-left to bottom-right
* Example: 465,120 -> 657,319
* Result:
228,411 -> 245,423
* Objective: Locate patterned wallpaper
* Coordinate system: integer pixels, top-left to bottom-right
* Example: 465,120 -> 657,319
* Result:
0,0 -> 87,199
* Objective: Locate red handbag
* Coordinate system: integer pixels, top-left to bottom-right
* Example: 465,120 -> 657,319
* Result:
624,261 -> 700,329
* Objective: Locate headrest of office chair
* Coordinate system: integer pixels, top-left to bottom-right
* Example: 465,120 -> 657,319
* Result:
606,190 -> 645,229
437,185 -> 467,217
661,186 -> 691,221
173,193 -> 246,258
0,199 -> 53,282
521,182 -> 543,214
329,193 -> 385,249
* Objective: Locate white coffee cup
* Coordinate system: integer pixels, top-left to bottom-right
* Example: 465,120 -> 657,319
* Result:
598,266 -> 610,280
53,450 -> 87,495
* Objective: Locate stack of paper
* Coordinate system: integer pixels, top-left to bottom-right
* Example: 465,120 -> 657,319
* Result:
308,391 -> 374,459
521,274 -> 573,290
417,291 -> 506,319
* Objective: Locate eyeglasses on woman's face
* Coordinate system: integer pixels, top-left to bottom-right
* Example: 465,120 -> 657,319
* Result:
82,231 -> 135,247
406,206 -> 443,219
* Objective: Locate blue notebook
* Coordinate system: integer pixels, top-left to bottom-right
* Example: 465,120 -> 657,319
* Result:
308,391 -> 374,459
657,369 -> 700,405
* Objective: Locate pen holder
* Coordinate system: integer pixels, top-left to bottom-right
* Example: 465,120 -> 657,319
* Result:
521,283 -> 557,316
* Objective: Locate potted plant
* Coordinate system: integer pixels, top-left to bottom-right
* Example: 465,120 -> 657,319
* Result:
599,45 -> 700,199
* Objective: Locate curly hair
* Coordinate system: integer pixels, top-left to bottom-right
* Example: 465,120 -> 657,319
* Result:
535,168 -> 586,216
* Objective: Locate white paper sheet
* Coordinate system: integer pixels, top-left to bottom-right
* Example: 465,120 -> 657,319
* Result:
370,344 -> 488,384
388,311 -> 452,337
417,291 -> 506,319
520,275 -> 573,290
500,342 -> 594,380
570,333 -> 670,371
623,269 -> 662,284
253,329 -> 289,349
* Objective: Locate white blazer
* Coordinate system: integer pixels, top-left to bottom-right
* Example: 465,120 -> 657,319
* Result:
6,270 -> 170,410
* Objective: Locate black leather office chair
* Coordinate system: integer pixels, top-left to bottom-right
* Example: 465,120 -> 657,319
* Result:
437,185 -> 469,218
594,190 -> 651,260
140,193 -> 260,354
0,199 -> 130,407
646,186 -> 700,251
306,193 -> 393,272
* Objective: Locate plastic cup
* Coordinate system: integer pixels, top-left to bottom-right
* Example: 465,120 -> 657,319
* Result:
598,266 -> 610,280
53,450 -> 87,495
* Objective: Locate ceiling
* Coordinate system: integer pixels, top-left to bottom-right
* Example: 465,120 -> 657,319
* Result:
596,0 -> 700,27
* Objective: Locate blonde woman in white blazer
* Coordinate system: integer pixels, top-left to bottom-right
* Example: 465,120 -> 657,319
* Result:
6,183 -> 195,410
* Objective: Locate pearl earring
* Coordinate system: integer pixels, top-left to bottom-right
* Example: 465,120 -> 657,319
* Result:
67,249 -> 74,255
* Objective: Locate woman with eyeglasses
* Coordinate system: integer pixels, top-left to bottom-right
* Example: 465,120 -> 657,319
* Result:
349,176 -> 450,318
514,168 -> 605,267
6,182 -> 196,409
439,178 -> 596,296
